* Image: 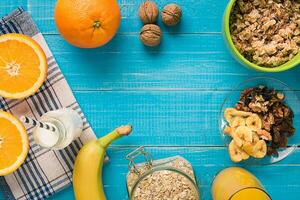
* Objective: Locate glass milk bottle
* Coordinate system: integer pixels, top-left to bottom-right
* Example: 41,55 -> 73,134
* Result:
33,108 -> 83,150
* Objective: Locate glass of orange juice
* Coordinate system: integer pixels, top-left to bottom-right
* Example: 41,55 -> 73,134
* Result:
211,167 -> 271,200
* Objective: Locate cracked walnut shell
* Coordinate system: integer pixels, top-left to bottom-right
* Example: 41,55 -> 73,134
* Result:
140,24 -> 162,46
161,3 -> 182,26
139,1 -> 159,24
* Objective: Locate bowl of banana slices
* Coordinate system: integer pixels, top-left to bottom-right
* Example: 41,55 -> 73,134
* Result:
219,77 -> 300,165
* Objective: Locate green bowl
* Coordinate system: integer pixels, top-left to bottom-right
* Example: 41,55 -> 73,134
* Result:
223,0 -> 300,72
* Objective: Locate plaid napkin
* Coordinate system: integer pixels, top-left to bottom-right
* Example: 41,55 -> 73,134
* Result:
0,8 -> 97,200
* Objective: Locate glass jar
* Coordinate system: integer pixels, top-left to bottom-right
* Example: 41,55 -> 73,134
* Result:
126,146 -> 200,200
211,167 -> 271,200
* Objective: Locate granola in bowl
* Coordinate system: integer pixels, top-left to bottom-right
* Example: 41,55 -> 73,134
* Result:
229,0 -> 300,67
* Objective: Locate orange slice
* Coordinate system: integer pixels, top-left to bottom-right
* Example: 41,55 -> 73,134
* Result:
0,110 -> 28,176
0,33 -> 47,99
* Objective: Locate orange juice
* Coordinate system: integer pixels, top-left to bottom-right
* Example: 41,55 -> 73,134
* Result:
231,188 -> 270,200
212,167 -> 271,200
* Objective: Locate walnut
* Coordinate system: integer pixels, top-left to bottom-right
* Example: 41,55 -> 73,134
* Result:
161,3 -> 182,26
140,24 -> 162,46
262,113 -> 275,131
248,102 -> 268,113
138,1 -> 158,24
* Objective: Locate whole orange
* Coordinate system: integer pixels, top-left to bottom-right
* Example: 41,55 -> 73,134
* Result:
54,0 -> 121,48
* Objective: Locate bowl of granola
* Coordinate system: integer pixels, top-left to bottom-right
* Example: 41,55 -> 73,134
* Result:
223,0 -> 300,72
219,77 -> 300,165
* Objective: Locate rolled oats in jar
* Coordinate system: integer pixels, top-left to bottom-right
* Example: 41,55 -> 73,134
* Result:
126,147 -> 200,200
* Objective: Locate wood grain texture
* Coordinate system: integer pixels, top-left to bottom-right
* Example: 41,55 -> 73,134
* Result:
0,0 -> 227,34
50,147 -> 300,200
43,34 -> 300,91
71,91 -> 300,146
0,0 -> 299,200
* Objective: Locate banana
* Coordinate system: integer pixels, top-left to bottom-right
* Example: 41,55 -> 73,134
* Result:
233,110 -> 252,117
230,116 -> 246,128
252,140 -> 267,158
242,132 -> 260,155
73,125 -> 132,200
224,126 -> 232,136
246,114 -> 262,131
252,132 -> 260,143
242,140 -> 267,158
224,108 -> 236,122
241,142 -> 255,155
229,140 -> 249,162
224,108 -> 252,122
232,126 -> 253,147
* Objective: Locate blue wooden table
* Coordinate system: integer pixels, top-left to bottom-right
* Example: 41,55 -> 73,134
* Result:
1,0 -> 300,200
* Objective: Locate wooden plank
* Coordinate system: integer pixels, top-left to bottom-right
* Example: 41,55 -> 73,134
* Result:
0,0 -> 228,34
0,0 -> 26,14
42,35 -> 300,91
48,147 -> 300,200
72,91 -> 300,146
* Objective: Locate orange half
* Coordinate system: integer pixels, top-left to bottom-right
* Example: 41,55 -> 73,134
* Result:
0,33 -> 47,99
0,110 -> 28,176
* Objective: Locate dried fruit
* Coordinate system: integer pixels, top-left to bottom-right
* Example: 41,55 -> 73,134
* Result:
257,129 -> 272,141
242,140 -> 267,159
224,126 -> 232,135
139,1 -> 159,24
230,116 -> 246,128
235,86 -> 295,157
224,108 -> 252,122
233,126 -> 253,147
251,140 -> 267,158
140,24 -> 162,46
246,114 -> 262,131
229,140 -> 249,162
161,3 -> 182,26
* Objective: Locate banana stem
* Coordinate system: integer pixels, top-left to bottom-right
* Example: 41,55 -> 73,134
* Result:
97,125 -> 132,149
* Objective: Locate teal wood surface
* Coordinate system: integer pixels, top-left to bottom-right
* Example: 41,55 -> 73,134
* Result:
0,0 -> 300,200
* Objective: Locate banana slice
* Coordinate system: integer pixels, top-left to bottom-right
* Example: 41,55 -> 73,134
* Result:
233,126 -> 253,147
241,149 -> 250,160
229,140 -> 249,162
224,108 -> 252,122
233,110 -> 252,117
241,142 -> 255,156
252,132 -> 260,143
230,116 -> 246,128
242,140 -> 267,158
224,126 -> 232,136
246,114 -> 262,131
252,140 -> 267,158
224,108 -> 236,122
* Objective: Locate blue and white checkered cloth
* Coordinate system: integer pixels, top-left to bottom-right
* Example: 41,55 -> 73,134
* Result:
0,8 -> 96,200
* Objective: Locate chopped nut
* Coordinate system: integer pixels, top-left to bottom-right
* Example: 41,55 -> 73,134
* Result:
257,129 -> 272,141
249,102 -> 268,113
276,92 -> 285,100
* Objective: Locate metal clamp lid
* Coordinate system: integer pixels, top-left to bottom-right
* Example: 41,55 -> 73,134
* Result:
126,146 -> 153,175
